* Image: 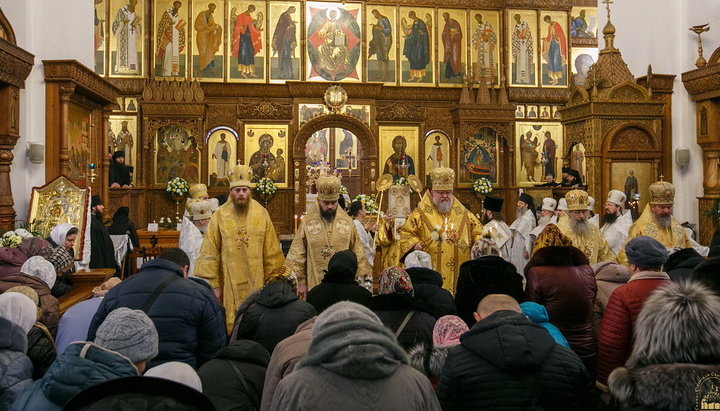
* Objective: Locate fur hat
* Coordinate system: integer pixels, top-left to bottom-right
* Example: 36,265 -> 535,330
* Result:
20,256 -> 56,289
691,257 -> 720,296
541,197 -> 557,212
625,236 -> 668,269
95,307 -> 159,364
607,190 -> 626,208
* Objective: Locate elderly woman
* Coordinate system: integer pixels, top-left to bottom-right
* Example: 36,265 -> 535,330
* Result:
409,315 -> 469,389
0,292 -> 35,408
47,224 -> 78,255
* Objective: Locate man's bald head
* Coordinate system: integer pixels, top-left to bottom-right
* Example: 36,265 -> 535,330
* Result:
473,294 -> 521,322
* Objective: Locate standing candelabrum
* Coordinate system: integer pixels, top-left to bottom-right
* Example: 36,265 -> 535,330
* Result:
690,24 -> 710,68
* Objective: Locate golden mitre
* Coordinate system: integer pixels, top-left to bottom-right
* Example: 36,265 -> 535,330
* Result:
316,174 -> 341,201
565,189 -> 591,211
228,164 -> 254,188
189,183 -> 209,199
649,180 -> 674,205
430,167 -> 455,191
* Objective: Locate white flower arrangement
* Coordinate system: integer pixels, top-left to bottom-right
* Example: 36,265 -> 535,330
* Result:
473,178 -> 493,194
158,216 -> 180,229
0,231 -> 23,248
166,177 -> 190,197
14,229 -> 32,239
353,194 -> 379,214
255,177 -> 277,196
339,185 -> 348,195
395,177 -> 409,186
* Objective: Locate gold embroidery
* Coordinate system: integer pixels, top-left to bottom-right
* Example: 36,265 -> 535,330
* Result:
236,226 -> 250,248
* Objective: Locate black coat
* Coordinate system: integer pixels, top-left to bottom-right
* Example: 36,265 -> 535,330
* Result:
307,278 -> 371,314
234,281 -> 316,354
406,267 -> 457,319
437,310 -> 598,410
109,162 -> 132,186
665,248 -> 706,283
26,324 -> 56,380
89,214 -> 117,270
454,256 -> 525,327
197,340 -> 269,411
368,293 -> 436,351
87,259 -> 227,369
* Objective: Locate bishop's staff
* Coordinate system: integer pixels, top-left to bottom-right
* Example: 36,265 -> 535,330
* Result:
371,174 -> 393,250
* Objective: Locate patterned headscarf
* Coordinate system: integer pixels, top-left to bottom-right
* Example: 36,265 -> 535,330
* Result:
20,256 -> 57,289
532,224 -> 573,254
17,237 -> 53,259
378,266 -> 414,296
432,315 -> 469,348
471,237 -> 501,260
47,246 -> 74,273
266,266 -> 298,293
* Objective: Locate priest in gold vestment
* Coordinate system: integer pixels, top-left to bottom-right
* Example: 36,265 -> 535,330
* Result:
616,180 -> 691,265
553,189 -> 615,264
399,167 -> 483,292
194,165 -> 285,329
286,174 -> 372,294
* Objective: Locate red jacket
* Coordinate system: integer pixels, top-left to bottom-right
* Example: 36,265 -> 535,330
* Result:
525,246 -> 597,361
596,271 -> 670,384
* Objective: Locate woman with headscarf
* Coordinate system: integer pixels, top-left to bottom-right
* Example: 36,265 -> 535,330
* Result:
368,266 -> 436,351
48,223 -> 78,254
17,237 -> 53,260
145,361 -> 203,392
108,206 -> 140,248
0,292 -> 35,408
307,250 -> 371,314
46,246 -> 74,297
408,315 -> 469,390
269,301 -> 440,410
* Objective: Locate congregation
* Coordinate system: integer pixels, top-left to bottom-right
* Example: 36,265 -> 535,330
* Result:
1,163 -> 719,410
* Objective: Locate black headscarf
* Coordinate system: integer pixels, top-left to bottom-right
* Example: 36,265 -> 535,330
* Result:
322,250 -> 358,283
108,206 -> 140,248
109,151 -> 132,186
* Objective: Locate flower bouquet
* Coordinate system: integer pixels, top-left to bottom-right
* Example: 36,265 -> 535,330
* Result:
256,177 -> 277,206
0,230 -> 24,247
473,178 -> 493,194
166,177 -> 189,197
158,217 -> 180,230
353,194 -> 379,215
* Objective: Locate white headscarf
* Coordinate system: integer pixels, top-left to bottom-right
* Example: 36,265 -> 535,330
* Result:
20,256 -> 56,289
0,292 -> 37,333
145,362 -> 203,392
50,223 -> 76,249
404,250 -> 433,269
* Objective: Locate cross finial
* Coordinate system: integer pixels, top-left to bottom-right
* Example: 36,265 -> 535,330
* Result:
603,0 -> 614,20
659,174 -> 665,181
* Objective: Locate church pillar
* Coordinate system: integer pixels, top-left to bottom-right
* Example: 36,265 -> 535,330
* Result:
0,86 -> 20,230
57,83 -> 75,178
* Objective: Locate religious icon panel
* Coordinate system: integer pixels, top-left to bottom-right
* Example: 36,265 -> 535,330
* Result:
610,161 -> 653,217
570,7 -> 598,40
269,1 -> 301,82
424,130 -> 451,187
244,124 -> 289,186
154,0 -> 189,78
539,10 -> 568,88
297,103 -> 328,127
366,5 -> 397,84
458,127 -> 498,186
515,104 -> 526,118
469,10 -> 500,87
68,104 -> 93,186
94,0 -> 107,75
399,7 -> 434,86
154,124 -> 201,185
305,2 -> 363,82
109,0 -> 145,76
228,0 -> 268,82
438,8 -> 466,87
342,104 -> 370,127
305,128 -> 329,165
570,142 -> 586,183
334,128 -> 359,171
515,122 -> 563,187
379,126 -> 419,181
207,127 -> 238,187
571,47 -> 598,86
507,9 -> 537,87
192,0 -> 225,81
109,115 -> 138,168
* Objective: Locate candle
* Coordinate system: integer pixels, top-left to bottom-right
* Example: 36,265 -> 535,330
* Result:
294,214 -> 298,233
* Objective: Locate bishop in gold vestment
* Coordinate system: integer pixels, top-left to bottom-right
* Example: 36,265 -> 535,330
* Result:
399,167 -> 483,292
554,189 -> 615,264
194,165 -> 285,329
616,180 -> 691,265
286,175 -> 372,292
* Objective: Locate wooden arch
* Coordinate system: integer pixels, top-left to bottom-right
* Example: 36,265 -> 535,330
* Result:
0,8 -> 17,45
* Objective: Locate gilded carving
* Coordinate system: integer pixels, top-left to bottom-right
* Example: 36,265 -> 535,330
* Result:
206,105 -> 238,127
238,100 -> 292,120
376,102 -> 425,122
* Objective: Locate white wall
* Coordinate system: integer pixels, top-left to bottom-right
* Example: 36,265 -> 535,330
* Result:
598,0 -> 720,226
1,0 -> 93,222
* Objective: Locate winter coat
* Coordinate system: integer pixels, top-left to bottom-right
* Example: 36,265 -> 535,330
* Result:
524,246 -> 597,366
26,323 -> 56,379
234,281 -> 316,354
664,248 -> 706,283
87,258 -> 227,369
55,297 -> 103,355
406,267 -> 457,318
0,317 -> 33,410
260,317 -> 314,411
437,310 -> 598,410
596,270 -> 670,384
269,317 -> 440,410
0,274 -> 60,337
454,256 -> 524,327
0,247 -> 26,277
12,341 -> 139,411
520,302 -> 570,348
592,262 -> 630,334
198,340 -> 270,411
368,293 -> 436,351
306,277 -> 371,314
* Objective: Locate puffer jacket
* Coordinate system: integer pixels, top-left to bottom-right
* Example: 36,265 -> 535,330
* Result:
437,310 -> 598,410
0,317 -> 33,409
234,281 -> 316,354
368,293 -> 436,351
0,274 -> 60,336
596,270 -> 670,384
11,341 -> 138,411
664,248 -> 706,283
198,340 -> 270,411
87,258 -> 226,369
406,267 -> 457,318
524,246 -> 597,369
26,323 -> 56,379
520,302 -> 570,348
592,262 -> 629,334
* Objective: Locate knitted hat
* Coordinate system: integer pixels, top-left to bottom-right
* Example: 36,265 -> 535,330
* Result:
47,246 -> 74,272
20,256 -> 56,289
378,266 -> 414,296
95,308 -> 159,364
432,315 -> 469,348
0,292 -> 37,333
607,190 -> 626,208
541,197 -> 557,212
625,236 -> 669,269
145,362 -> 203,392
313,301 -> 382,337
404,250 -> 432,269
483,196 -> 503,213
92,277 -> 122,297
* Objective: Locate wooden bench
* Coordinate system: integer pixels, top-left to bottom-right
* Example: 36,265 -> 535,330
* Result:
58,269 -> 115,314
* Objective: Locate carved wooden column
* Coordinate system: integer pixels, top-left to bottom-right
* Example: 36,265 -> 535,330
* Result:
57,84 -> 75,178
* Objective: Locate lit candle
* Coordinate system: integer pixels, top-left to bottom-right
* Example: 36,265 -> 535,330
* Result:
294,214 -> 298,233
